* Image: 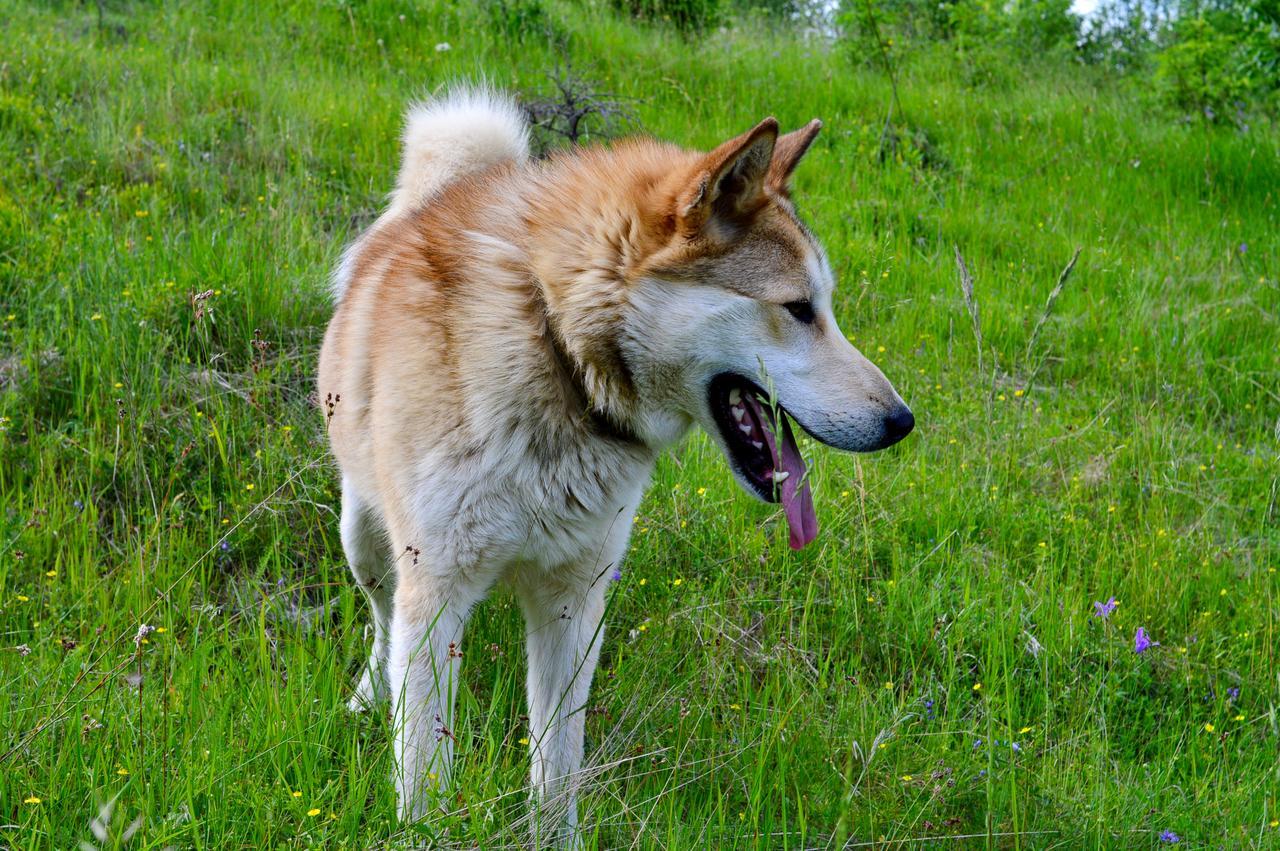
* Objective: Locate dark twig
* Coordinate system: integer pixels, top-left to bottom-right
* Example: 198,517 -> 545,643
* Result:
521,56 -> 639,155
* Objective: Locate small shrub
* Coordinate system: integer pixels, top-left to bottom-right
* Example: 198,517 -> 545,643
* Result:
1156,15 -> 1254,119
520,61 -> 640,154
1004,0 -> 1079,54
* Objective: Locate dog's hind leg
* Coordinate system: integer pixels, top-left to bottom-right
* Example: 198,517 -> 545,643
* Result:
515,570 -> 609,846
387,567 -> 488,822
341,480 -> 395,711
383,508 -> 505,821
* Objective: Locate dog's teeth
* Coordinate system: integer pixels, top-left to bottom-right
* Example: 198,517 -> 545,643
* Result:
728,388 -> 742,406
739,423 -> 753,435
751,440 -> 763,450
772,471 -> 790,483
731,406 -> 746,422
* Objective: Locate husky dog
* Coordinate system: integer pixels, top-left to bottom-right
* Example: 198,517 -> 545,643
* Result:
318,87 -> 912,839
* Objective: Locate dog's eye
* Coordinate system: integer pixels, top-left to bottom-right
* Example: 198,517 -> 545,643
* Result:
783,301 -> 815,324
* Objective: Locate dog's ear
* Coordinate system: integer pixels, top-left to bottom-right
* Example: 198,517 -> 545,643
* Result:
677,118 -> 778,235
767,119 -> 822,195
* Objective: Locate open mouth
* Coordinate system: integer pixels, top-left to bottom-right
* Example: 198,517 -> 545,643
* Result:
708,373 -> 819,551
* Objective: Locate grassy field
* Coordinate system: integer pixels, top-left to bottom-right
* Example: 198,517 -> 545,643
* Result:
2,0 -> 1278,847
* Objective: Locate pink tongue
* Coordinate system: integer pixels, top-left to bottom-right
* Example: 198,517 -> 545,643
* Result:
758,404 -> 819,550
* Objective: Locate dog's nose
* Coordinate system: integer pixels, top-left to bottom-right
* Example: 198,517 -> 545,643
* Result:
881,405 -> 915,446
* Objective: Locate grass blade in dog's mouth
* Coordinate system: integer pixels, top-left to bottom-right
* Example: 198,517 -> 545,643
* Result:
759,405 -> 818,550
714,378 -> 819,550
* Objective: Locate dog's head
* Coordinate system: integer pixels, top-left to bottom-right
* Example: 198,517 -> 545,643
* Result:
621,118 -> 914,549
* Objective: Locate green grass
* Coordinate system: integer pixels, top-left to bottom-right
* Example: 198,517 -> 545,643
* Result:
1,0 -> 1278,847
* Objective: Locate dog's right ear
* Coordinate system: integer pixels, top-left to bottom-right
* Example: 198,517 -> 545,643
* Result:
767,119 -> 822,195
676,118 -> 779,236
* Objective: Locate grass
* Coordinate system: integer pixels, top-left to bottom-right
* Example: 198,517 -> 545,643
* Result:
1,0 -> 1278,847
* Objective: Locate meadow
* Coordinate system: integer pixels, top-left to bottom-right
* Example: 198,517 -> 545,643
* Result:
1,0 -> 1278,847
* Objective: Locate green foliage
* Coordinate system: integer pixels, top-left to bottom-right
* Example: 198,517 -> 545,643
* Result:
731,0 -> 813,21
610,0 -> 724,33
1005,0 -> 1079,53
836,0 -> 1279,120
1153,1 -> 1280,119
839,0 -> 1078,60
837,0 -> 1080,95
1078,0 -> 1160,72
1156,15 -> 1255,116
484,0 -> 561,42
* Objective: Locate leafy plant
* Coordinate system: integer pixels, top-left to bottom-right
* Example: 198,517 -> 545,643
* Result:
1156,15 -> 1251,117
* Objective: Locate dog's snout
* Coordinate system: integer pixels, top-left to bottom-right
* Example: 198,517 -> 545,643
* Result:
881,405 -> 915,447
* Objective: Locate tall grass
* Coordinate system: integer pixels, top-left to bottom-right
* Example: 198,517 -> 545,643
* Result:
1,0 -> 1277,847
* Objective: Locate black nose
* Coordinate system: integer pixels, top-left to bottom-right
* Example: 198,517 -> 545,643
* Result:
882,405 -> 915,446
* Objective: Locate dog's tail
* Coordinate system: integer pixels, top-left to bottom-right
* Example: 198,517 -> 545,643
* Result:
387,85 -> 530,218
331,86 -> 530,303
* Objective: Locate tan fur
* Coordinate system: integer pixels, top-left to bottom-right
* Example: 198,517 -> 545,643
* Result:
318,89 -> 911,841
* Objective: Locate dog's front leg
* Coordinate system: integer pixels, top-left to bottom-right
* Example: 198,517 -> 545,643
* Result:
515,571 -> 608,845
389,579 -> 470,822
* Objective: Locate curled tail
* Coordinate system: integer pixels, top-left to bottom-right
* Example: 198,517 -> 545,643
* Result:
332,85 -> 530,302
387,85 -> 530,217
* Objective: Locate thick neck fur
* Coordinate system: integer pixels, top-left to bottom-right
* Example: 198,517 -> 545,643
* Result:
518,140 -> 695,444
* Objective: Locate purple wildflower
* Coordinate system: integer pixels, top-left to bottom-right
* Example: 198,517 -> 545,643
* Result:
1092,597 -> 1118,620
1227,686 -> 1239,702
1158,829 -> 1181,843
1134,627 -> 1156,654
1238,242 -> 1247,255
1011,742 -> 1021,752
610,568 -> 622,582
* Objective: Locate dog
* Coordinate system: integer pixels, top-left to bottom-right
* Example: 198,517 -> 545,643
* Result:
317,86 -> 913,840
